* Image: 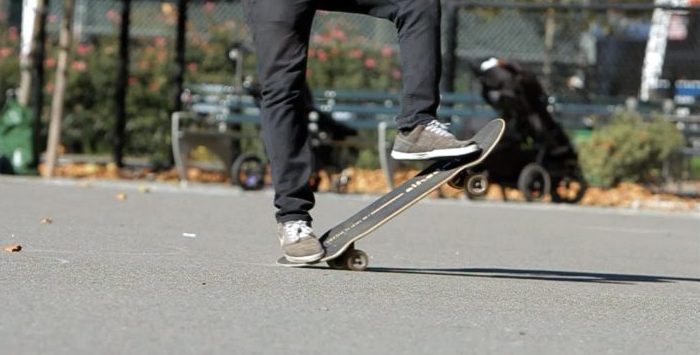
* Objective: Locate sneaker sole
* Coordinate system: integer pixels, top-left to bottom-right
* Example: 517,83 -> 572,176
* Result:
390,144 -> 481,161
284,250 -> 325,263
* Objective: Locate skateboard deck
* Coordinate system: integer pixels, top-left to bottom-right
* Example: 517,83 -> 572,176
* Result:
278,118 -> 505,270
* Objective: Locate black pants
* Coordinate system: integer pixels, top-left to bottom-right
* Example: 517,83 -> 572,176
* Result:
243,0 -> 442,223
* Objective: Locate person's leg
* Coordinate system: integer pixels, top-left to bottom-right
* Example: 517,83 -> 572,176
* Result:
243,0 -> 324,262
243,0 -> 315,223
318,0 -> 441,130
319,0 -> 478,160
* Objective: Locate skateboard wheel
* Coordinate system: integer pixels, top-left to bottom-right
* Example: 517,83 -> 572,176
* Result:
326,257 -> 347,270
344,249 -> 369,271
466,174 -> 488,198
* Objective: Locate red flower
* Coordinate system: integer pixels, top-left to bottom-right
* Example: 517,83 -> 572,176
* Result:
203,1 -> 216,13
8,27 -> 18,42
44,57 -> 57,68
381,46 -> 393,58
154,36 -> 167,47
330,27 -> 347,41
187,63 -> 198,72
71,61 -> 87,72
392,69 -> 402,80
349,48 -> 363,59
364,58 -> 377,69
0,47 -> 12,58
312,34 -> 329,45
76,43 -> 92,56
105,10 -> 120,23
317,49 -> 328,62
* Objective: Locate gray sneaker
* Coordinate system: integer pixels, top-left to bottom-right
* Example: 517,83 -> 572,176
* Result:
277,220 -> 325,263
390,120 -> 480,160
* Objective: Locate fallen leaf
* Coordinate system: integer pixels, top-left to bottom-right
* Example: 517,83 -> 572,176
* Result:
116,192 -> 127,201
138,185 -> 151,193
40,217 -> 53,224
3,244 -> 22,253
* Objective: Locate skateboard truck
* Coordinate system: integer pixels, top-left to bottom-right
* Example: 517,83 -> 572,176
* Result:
326,243 -> 369,271
448,170 -> 489,198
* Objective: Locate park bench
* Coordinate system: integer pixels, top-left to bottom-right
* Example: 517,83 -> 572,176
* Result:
171,85 -> 498,190
172,84 -> 697,190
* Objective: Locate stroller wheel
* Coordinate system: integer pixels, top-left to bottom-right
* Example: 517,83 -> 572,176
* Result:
231,154 -> 266,191
551,174 -> 588,204
518,163 -> 551,202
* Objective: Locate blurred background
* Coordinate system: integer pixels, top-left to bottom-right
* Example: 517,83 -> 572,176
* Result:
0,0 -> 699,210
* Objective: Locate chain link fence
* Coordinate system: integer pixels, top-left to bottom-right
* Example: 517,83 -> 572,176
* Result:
1,0 -> 699,168
447,1 -> 700,103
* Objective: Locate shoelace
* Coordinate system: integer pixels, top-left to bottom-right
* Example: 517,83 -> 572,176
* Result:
283,221 -> 313,243
425,120 -> 453,137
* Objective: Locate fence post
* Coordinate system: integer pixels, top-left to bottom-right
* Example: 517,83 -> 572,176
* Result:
114,0 -> 131,167
31,0 -> 49,169
542,7 -> 556,93
442,0 -> 459,93
173,0 -> 187,113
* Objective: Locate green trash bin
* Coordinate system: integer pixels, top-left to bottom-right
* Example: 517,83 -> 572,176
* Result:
0,99 -> 34,175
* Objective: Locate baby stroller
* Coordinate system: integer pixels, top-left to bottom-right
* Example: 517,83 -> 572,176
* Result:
470,58 -> 587,203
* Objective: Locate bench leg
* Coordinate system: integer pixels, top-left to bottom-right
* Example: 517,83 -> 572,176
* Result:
378,121 -> 395,190
171,112 -> 188,183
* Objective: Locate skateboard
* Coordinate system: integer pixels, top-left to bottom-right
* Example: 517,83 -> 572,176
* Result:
277,118 -> 505,271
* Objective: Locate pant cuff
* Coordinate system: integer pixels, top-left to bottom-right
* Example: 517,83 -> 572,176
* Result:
276,213 -> 313,224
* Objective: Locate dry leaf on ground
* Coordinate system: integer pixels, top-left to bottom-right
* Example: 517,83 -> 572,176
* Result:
116,192 -> 127,201
3,244 -> 22,252
40,217 -> 53,224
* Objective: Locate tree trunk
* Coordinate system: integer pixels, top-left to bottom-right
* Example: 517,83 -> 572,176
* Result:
43,0 -> 75,178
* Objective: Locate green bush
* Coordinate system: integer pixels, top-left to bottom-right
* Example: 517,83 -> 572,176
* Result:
578,111 -> 684,187
691,157 -> 700,179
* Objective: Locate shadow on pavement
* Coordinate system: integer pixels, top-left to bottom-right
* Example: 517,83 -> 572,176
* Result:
358,267 -> 700,285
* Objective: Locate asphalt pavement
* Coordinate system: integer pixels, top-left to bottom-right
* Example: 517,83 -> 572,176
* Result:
1,177 -> 699,355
